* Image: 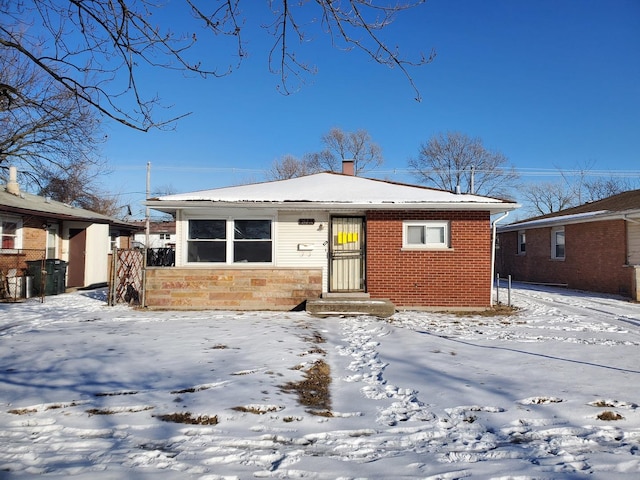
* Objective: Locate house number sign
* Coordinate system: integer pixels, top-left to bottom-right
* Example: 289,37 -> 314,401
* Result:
298,218 -> 315,225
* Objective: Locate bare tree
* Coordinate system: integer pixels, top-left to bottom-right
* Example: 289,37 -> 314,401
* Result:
1,1 -> 434,132
521,162 -> 640,216
266,155 -> 319,180
408,132 -> 519,198
520,182 -> 576,216
583,177 -> 637,202
305,128 -> 384,175
0,41 -> 109,194
38,162 -> 122,217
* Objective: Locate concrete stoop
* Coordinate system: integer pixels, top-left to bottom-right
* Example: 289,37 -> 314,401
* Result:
306,297 -> 396,318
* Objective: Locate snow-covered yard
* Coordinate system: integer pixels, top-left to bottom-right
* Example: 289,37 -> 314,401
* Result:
1,284 -> 639,479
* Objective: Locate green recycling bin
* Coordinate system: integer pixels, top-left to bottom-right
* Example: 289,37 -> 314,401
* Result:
26,259 -> 67,296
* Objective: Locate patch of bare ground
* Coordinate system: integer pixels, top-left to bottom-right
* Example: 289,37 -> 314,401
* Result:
231,405 -> 283,414
154,412 -> 219,425
8,408 -> 38,415
95,391 -> 138,397
597,411 -> 624,421
171,385 -> 211,394
87,406 -> 153,416
452,304 -> 520,317
281,359 -> 332,417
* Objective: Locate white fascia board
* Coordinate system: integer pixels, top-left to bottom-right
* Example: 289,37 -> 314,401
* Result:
497,210 -> 640,232
146,200 -> 520,215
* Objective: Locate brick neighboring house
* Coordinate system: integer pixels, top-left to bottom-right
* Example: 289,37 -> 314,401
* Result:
1,167 -> 137,298
497,189 -> 640,300
143,161 -> 519,311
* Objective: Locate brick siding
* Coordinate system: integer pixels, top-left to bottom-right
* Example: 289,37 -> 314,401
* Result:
366,210 -> 492,308
497,219 -> 633,297
144,267 -> 322,310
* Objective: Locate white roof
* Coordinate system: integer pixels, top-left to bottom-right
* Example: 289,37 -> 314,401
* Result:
148,172 -> 519,213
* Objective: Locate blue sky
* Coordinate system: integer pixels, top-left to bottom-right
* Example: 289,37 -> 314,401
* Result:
100,0 -> 640,218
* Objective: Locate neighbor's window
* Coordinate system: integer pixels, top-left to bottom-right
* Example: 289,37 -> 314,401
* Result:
551,227 -> 565,260
159,233 -> 171,240
1,217 -> 21,250
518,230 -> 526,254
403,221 -> 450,249
187,219 -> 273,263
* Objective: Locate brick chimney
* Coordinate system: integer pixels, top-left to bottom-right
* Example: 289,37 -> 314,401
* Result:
342,159 -> 355,176
6,166 -> 20,195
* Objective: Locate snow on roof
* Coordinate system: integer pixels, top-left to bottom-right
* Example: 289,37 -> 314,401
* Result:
152,173 -> 517,211
0,187 -> 134,228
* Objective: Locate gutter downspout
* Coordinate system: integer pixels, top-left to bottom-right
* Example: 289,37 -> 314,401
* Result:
490,211 -> 510,306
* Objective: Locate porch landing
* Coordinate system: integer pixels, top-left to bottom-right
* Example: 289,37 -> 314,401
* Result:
306,295 -> 396,318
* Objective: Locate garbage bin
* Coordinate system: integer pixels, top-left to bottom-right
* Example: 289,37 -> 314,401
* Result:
26,259 -> 68,296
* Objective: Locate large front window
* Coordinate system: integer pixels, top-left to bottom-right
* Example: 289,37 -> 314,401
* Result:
234,220 -> 272,263
187,219 -> 272,263
188,219 -> 227,262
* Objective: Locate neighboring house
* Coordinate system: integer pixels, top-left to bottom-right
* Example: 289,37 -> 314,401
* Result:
144,161 -> 519,311
131,220 -> 176,248
497,189 -> 640,300
1,167 -> 137,298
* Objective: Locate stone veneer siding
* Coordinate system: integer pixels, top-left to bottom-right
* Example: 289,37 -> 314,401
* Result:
366,210 -> 492,308
144,267 -> 323,310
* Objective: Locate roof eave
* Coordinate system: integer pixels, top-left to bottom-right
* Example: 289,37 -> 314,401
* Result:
498,209 -> 640,232
145,199 -> 520,215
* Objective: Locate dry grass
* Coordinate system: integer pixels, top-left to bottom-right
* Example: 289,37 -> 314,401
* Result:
87,406 -> 153,416
171,385 -> 211,394
8,408 -> 37,415
281,359 -> 332,416
231,405 -> 283,414
95,391 -> 138,397
597,411 -> 623,421
453,304 -> 520,317
154,412 -> 219,425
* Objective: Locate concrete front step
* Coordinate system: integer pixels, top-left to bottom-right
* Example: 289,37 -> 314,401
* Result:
306,298 -> 396,318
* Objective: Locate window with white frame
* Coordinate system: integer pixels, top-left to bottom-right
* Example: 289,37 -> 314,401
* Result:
109,231 -> 119,252
517,230 -> 526,254
551,226 -> 565,259
403,220 -> 450,249
46,225 -> 59,258
1,217 -> 22,251
187,218 -> 273,263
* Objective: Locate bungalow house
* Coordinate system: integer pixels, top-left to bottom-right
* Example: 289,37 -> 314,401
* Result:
143,162 -> 519,311
497,189 -> 640,300
1,167 -> 137,299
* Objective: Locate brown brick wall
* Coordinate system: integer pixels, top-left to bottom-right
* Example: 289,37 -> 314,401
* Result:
497,220 -> 633,296
144,267 -> 323,310
0,217 -> 49,277
366,210 -> 492,308
22,217 -> 48,251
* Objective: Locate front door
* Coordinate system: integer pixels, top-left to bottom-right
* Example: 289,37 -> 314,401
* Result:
67,228 -> 86,287
330,217 -> 365,292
